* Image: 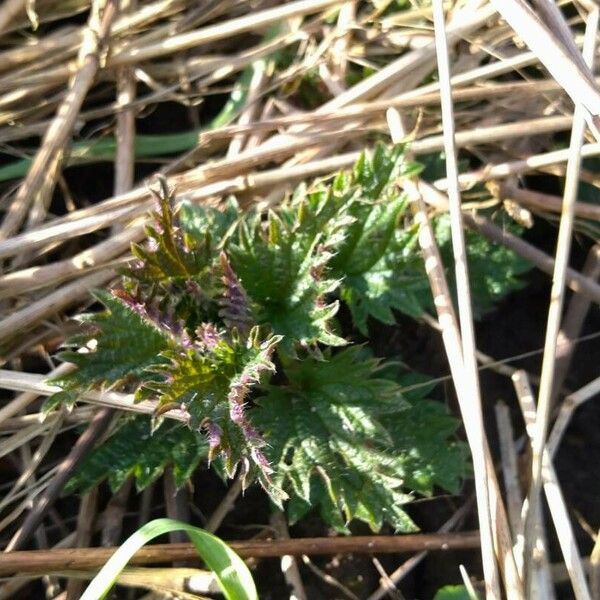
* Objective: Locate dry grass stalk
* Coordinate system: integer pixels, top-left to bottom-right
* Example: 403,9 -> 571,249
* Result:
489,0 -> 600,135
0,467 -> 58,538
0,362 -> 73,424
51,566 -> 221,596
359,28 -> 584,106
495,402 -> 556,598
136,483 -> 155,534
435,142 -> 600,191
0,417 -> 60,460
497,182 -> 600,221
0,531 -> 482,575
366,501 -> 473,600
0,112 -> 579,270
0,223 -> 140,299
65,488 -> 98,600
0,0 -> 183,82
24,149 -> 64,231
110,0 -> 342,66
389,110 -> 521,597
163,467 -> 190,547
417,115 -> 573,154
0,0 -> 248,89
0,0 -> 118,241
0,25 -> 304,132
5,408 -> 115,552
0,206 -> 142,262
0,369 -> 189,423
9,149 -> 67,271
271,510 -> 308,600
547,375 -> 600,458
0,531 -> 78,600
0,411 -> 64,514
199,76 -> 586,144
101,478 -> 132,547
113,0 -> 136,199
494,402 -> 523,544
551,245 -> 600,405
20,444 -> 61,600
523,9 -> 598,595
302,554 -> 360,600
226,26 -> 276,158
0,268 -> 116,345
431,2 -> 500,595
512,370 -> 591,600
0,0 -> 26,33
0,407 -> 94,433
0,72 -> 580,147
205,476 -> 243,534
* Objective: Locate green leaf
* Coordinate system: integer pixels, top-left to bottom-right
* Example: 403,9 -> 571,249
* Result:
353,142 -> 419,200
50,289 -> 170,393
434,585 -> 473,600
68,417 -> 207,493
253,347 -> 465,532
179,198 -> 239,245
227,189 -> 349,353
329,143 -> 417,277
139,327 -> 281,485
341,212 -> 531,332
381,394 -> 468,495
339,224 -> 432,334
42,390 -> 77,414
329,195 -> 407,279
223,145 -> 418,348
130,182 -> 214,285
68,330 -> 281,495
334,147 -> 530,333
324,144 -> 429,333
434,215 -> 531,318
80,518 -> 257,600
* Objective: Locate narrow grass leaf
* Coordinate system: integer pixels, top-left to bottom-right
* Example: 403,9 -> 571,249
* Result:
80,518 -> 257,600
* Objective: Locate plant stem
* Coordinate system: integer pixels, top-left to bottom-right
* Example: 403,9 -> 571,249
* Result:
0,531 -> 482,575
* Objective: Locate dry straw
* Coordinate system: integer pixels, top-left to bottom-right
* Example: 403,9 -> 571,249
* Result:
522,8 -> 598,597
1,0 -> 600,597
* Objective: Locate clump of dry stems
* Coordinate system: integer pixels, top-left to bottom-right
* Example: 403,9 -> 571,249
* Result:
0,0 -> 600,598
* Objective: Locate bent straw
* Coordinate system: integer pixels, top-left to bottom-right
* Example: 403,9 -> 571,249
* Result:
513,371 -> 591,600
522,8 -> 598,596
489,0 -> 600,136
0,0 -> 118,241
431,1 -> 500,596
388,107 -> 521,597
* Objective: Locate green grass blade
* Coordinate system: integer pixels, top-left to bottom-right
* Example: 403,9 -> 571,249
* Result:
80,518 -> 257,600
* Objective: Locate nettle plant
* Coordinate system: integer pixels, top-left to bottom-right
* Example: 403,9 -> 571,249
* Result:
50,144 -> 529,532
